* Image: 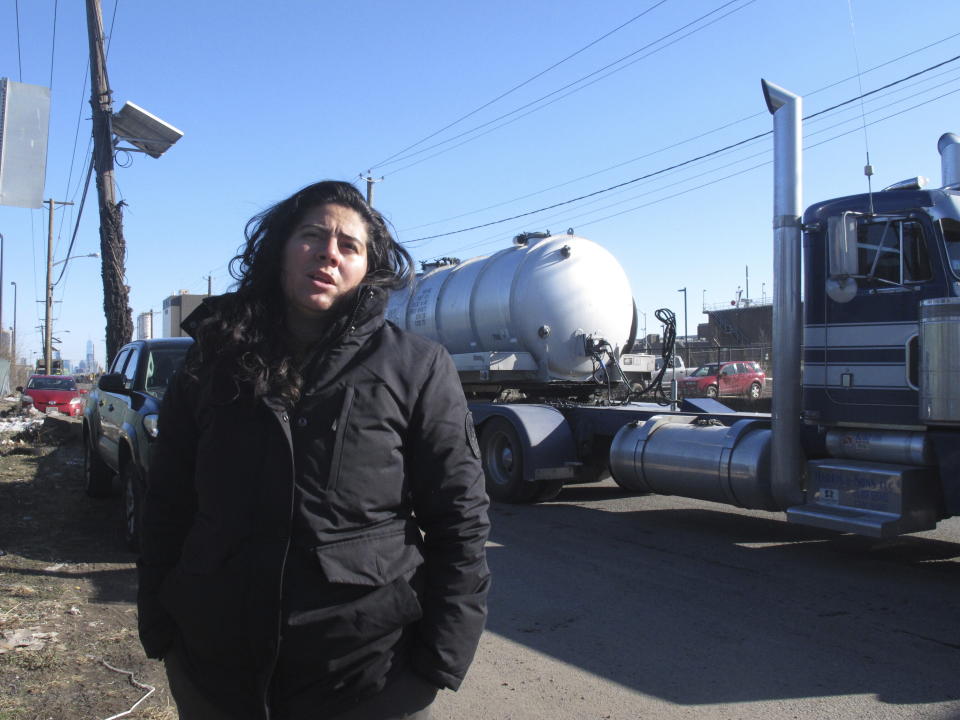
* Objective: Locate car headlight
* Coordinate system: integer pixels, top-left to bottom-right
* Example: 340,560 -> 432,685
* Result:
69,396 -> 83,406
143,414 -> 160,439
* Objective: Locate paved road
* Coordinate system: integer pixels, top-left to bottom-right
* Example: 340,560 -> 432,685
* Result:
434,480 -> 960,719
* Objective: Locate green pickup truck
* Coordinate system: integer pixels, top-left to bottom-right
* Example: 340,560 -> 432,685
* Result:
82,337 -> 192,550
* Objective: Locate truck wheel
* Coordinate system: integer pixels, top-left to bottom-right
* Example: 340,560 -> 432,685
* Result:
84,435 -> 114,498
749,382 -> 762,400
479,417 -> 536,503
120,463 -> 144,552
706,384 -> 719,399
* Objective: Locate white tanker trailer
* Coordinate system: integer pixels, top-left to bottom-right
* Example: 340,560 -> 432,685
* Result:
383,78 -> 960,540
386,231 -> 638,391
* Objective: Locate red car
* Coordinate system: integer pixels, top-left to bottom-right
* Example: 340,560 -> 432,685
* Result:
677,361 -> 766,400
19,375 -> 85,417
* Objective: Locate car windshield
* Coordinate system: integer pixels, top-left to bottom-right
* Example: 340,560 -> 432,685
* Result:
144,347 -> 188,399
27,377 -> 77,391
690,365 -> 718,378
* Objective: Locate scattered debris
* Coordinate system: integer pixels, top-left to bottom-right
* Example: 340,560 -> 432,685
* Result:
0,628 -> 60,653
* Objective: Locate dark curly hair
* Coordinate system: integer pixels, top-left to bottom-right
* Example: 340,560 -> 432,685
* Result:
188,180 -> 413,406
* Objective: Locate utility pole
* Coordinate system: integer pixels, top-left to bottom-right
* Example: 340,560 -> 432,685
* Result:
677,286 -> 688,366
45,199 -> 74,374
86,0 -> 132,367
10,281 -> 16,366
206,275 -> 212,295
361,172 -> 383,206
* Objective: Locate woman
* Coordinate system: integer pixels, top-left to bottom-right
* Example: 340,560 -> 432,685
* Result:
137,181 -> 491,719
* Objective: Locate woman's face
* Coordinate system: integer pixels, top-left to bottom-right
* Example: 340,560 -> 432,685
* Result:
281,203 -> 370,324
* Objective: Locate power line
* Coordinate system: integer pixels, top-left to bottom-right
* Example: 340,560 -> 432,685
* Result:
367,0 -> 671,171
48,0 -> 58,90
405,54 -> 960,244
400,30 -> 960,233
372,0 -> 756,174
14,0 -> 22,81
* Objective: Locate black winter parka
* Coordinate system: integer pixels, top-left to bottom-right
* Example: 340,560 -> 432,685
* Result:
136,287 -> 491,718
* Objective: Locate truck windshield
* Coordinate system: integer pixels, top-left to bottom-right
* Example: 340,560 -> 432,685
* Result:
941,218 -> 960,279
144,348 -> 188,399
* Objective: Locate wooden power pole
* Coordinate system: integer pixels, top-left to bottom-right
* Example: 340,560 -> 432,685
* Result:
85,0 -> 132,367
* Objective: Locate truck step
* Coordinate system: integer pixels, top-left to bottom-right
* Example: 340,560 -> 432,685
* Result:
786,458 -> 943,538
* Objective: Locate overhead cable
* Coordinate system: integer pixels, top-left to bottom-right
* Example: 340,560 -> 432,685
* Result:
401,30 -> 960,233
373,0 -> 756,174
405,54 -> 960,244
367,0 -> 671,171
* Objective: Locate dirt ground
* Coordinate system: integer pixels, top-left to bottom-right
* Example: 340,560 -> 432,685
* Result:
0,402 -> 177,720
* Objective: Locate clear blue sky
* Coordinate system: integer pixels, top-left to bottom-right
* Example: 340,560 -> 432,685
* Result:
2,0 -> 959,366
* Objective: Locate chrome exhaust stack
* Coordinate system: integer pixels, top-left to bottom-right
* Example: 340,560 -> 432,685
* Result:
762,79 -> 805,508
938,132 -> 960,189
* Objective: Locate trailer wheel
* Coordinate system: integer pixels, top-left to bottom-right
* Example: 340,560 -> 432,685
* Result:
480,417 -> 536,503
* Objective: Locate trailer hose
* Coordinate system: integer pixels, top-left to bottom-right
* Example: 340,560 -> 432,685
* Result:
621,307 -> 677,405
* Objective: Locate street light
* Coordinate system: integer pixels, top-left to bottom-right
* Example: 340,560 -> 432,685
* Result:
53,252 -> 99,267
45,252 -> 100,374
677,287 -> 688,365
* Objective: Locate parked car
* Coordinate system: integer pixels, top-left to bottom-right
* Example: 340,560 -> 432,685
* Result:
677,360 -> 765,399
19,374 -> 85,417
655,355 -> 689,383
82,337 -> 193,549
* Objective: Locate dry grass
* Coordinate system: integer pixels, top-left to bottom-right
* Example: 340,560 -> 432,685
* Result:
0,407 -> 174,719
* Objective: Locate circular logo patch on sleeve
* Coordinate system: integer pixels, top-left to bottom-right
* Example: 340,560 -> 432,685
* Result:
465,411 -> 481,459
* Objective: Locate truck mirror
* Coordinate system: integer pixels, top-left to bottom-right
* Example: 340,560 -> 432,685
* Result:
828,213 -> 859,276
826,213 -> 859,303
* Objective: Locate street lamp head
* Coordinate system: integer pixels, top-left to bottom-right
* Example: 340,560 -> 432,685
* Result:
52,252 -> 100,267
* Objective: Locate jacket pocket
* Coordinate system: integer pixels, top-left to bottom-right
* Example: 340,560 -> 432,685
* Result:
281,532 -> 426,663
312,527 -> 424,586
326,384 -> 355,491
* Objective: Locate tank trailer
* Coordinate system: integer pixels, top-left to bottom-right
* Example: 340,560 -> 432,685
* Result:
387,80 -> 960,538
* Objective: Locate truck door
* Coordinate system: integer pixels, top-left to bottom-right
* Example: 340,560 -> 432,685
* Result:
815,212 -> 941,427
98,346 -> 140,470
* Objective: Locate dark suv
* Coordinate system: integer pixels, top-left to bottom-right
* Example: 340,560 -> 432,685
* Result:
82,337 -> 193,549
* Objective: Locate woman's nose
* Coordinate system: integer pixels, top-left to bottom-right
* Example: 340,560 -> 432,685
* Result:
316,237 -> 341,265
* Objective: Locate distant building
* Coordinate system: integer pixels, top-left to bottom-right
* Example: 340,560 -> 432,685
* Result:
163,292 -> 204,337
137,311 -> 154,340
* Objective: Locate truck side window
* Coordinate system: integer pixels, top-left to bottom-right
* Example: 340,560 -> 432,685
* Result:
110,349 -> 130,375
941,218 -> 960,279
902,221 -> 931,282
123,348 -> 141,390
855,217 -> 930,285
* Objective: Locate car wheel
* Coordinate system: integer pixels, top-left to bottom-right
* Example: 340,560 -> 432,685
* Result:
706,384 -> 719,399
121,463 -> 144,552
84,435 -> 114,498
749,381 -> 762,400
479,417 -> 539,503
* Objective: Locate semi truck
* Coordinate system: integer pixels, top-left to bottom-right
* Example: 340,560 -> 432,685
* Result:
387,80 -> 960,539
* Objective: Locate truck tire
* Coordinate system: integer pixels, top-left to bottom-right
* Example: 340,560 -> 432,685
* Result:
121,463 -> 144,552
84,435 -> 114,498
479,417 -> 538,503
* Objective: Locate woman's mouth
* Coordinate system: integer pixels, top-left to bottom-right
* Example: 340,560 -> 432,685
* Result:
308,270 -> 336,287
